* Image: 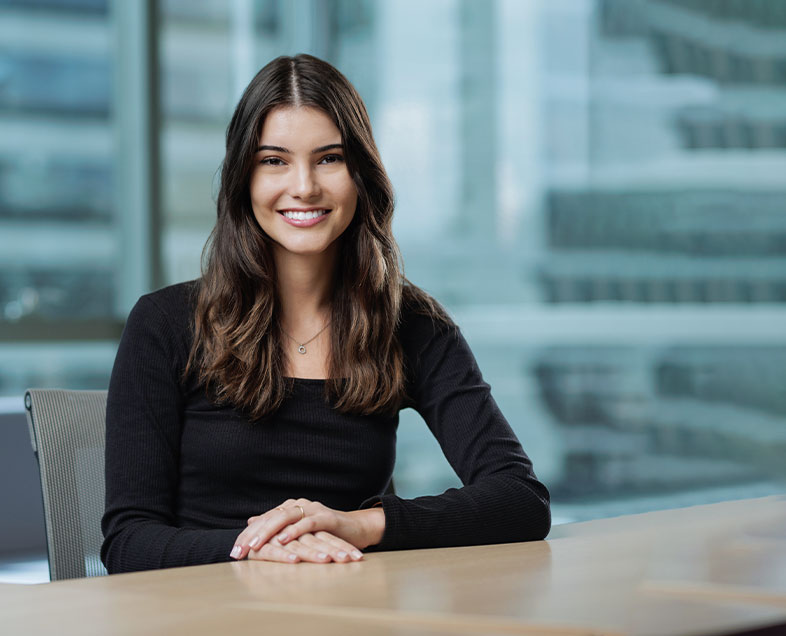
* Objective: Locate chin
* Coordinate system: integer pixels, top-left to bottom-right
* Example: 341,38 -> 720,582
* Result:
275,239 -> 335,257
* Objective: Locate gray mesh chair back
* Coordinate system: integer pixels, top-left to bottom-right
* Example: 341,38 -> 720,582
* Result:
24,389 -> 108,580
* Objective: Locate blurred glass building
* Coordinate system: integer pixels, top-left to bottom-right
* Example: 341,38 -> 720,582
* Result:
1,0 -> 785,539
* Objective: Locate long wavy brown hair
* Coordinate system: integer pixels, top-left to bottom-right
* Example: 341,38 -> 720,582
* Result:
185,54 -> 448,420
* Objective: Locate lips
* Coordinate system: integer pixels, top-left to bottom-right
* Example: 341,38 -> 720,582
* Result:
278,208 -> 332,227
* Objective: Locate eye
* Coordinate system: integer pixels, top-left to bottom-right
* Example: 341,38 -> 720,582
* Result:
319,154 -> 344,165
260,156 -> 285,166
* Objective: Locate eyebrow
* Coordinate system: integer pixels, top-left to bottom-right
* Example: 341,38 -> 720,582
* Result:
256,143 -> 343,154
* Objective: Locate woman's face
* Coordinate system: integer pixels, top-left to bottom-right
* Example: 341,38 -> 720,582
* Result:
250,106 -> 358,259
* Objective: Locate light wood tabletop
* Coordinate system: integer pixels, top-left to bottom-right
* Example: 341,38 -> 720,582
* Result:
1,496 -> 785,636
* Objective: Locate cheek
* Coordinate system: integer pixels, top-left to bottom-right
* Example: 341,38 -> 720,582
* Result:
327,169 -> 358,208
339,179 -> 359,215
347,190 -> 358,217
248,176 -> 261,207
339,192 -> 358,233
249,173 -> 280,208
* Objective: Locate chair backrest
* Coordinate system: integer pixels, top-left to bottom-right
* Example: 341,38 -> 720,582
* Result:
24,389 -> 108,581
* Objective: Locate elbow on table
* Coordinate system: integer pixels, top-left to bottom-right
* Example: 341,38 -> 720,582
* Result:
490,496 -> 550,546
100,531 -> 148,575
100,538 -> 118,574
100,534 -> 128,575
528,497 -> 551,541
517,481 -> 551,542
487,472 -> 551,544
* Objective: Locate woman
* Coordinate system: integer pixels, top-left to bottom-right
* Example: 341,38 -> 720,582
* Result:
101,54 -> 550,573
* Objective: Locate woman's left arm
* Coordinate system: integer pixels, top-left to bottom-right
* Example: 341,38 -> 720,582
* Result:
365,318 -> 551,551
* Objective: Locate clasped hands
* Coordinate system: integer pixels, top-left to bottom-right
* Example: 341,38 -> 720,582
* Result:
230,498 -> 385,564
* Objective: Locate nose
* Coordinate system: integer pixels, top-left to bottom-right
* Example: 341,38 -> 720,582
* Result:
290,163 -> 321,199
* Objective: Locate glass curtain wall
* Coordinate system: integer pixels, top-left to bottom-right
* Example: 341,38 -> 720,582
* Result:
0,0 -> 121,398
538,0 -> 786,519
2,0 -> 785,524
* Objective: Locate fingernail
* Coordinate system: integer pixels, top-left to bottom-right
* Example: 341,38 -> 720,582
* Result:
337,551 -> 348,560
249,536 -> 261,548
277,533 -> 288,542
230,546 -> 241,559
318,552 -> 328,560
288,554 -> 298,562
351,550 -> 363,560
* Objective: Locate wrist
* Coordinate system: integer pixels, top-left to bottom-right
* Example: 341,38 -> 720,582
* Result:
349,507 -> 386,549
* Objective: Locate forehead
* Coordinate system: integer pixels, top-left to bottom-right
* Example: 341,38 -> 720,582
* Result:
258,106 -> 341,144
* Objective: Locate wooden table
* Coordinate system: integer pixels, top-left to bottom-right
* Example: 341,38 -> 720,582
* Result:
2,496 -> 785,635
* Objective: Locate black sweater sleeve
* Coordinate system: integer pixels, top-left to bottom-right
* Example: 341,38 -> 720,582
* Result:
363,316 -> 551,550
100,295 -> 239,573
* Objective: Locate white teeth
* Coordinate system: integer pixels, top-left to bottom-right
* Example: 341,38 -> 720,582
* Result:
282,209 -> 328,220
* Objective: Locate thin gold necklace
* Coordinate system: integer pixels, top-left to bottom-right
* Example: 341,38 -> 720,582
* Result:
281,322 -> 331,355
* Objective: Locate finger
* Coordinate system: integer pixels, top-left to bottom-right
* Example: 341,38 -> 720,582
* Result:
314,531 -> 364,561
247,541 -> 300,564
247,498 -> 296,525
275,503 -> 335,545
232,505 -> 306,559
275,512 -> 331,545
282,536 -> 332,563
239,506 -> 301,551
299,532 -> 358,563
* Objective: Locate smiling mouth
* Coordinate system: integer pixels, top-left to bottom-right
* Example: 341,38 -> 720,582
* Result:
278,209 -> 331,220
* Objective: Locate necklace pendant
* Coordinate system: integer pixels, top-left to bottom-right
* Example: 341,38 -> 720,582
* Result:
297,345 -> 307,354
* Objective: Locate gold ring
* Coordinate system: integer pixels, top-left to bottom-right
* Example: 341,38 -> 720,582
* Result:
294,504 -> 305,521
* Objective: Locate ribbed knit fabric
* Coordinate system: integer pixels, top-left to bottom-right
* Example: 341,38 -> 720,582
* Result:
101,281 -> 550,573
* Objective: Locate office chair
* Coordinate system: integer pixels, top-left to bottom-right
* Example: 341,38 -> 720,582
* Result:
24,389 -> 108,581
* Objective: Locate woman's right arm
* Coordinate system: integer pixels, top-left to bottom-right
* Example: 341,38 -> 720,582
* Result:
101,293 -> 240,573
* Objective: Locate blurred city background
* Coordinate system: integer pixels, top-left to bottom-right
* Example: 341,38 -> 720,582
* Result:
1,0 -> 785,581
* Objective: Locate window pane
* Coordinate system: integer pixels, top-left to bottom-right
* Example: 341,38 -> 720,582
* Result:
0,0 -> 118,395
535,0 -> 786,518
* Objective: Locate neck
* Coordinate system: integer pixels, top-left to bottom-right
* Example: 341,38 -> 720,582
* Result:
274,243 -> 337,331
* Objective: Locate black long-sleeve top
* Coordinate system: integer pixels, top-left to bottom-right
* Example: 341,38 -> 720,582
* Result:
101,281 -> 550,573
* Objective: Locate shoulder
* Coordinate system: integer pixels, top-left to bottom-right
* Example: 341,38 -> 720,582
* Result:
131,280 -> 199,326
139,279 -> 199,313
397,284 -> 484,401
122,280 -> 200,354
398,283 -> 458,359
113,281 -> 200,378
